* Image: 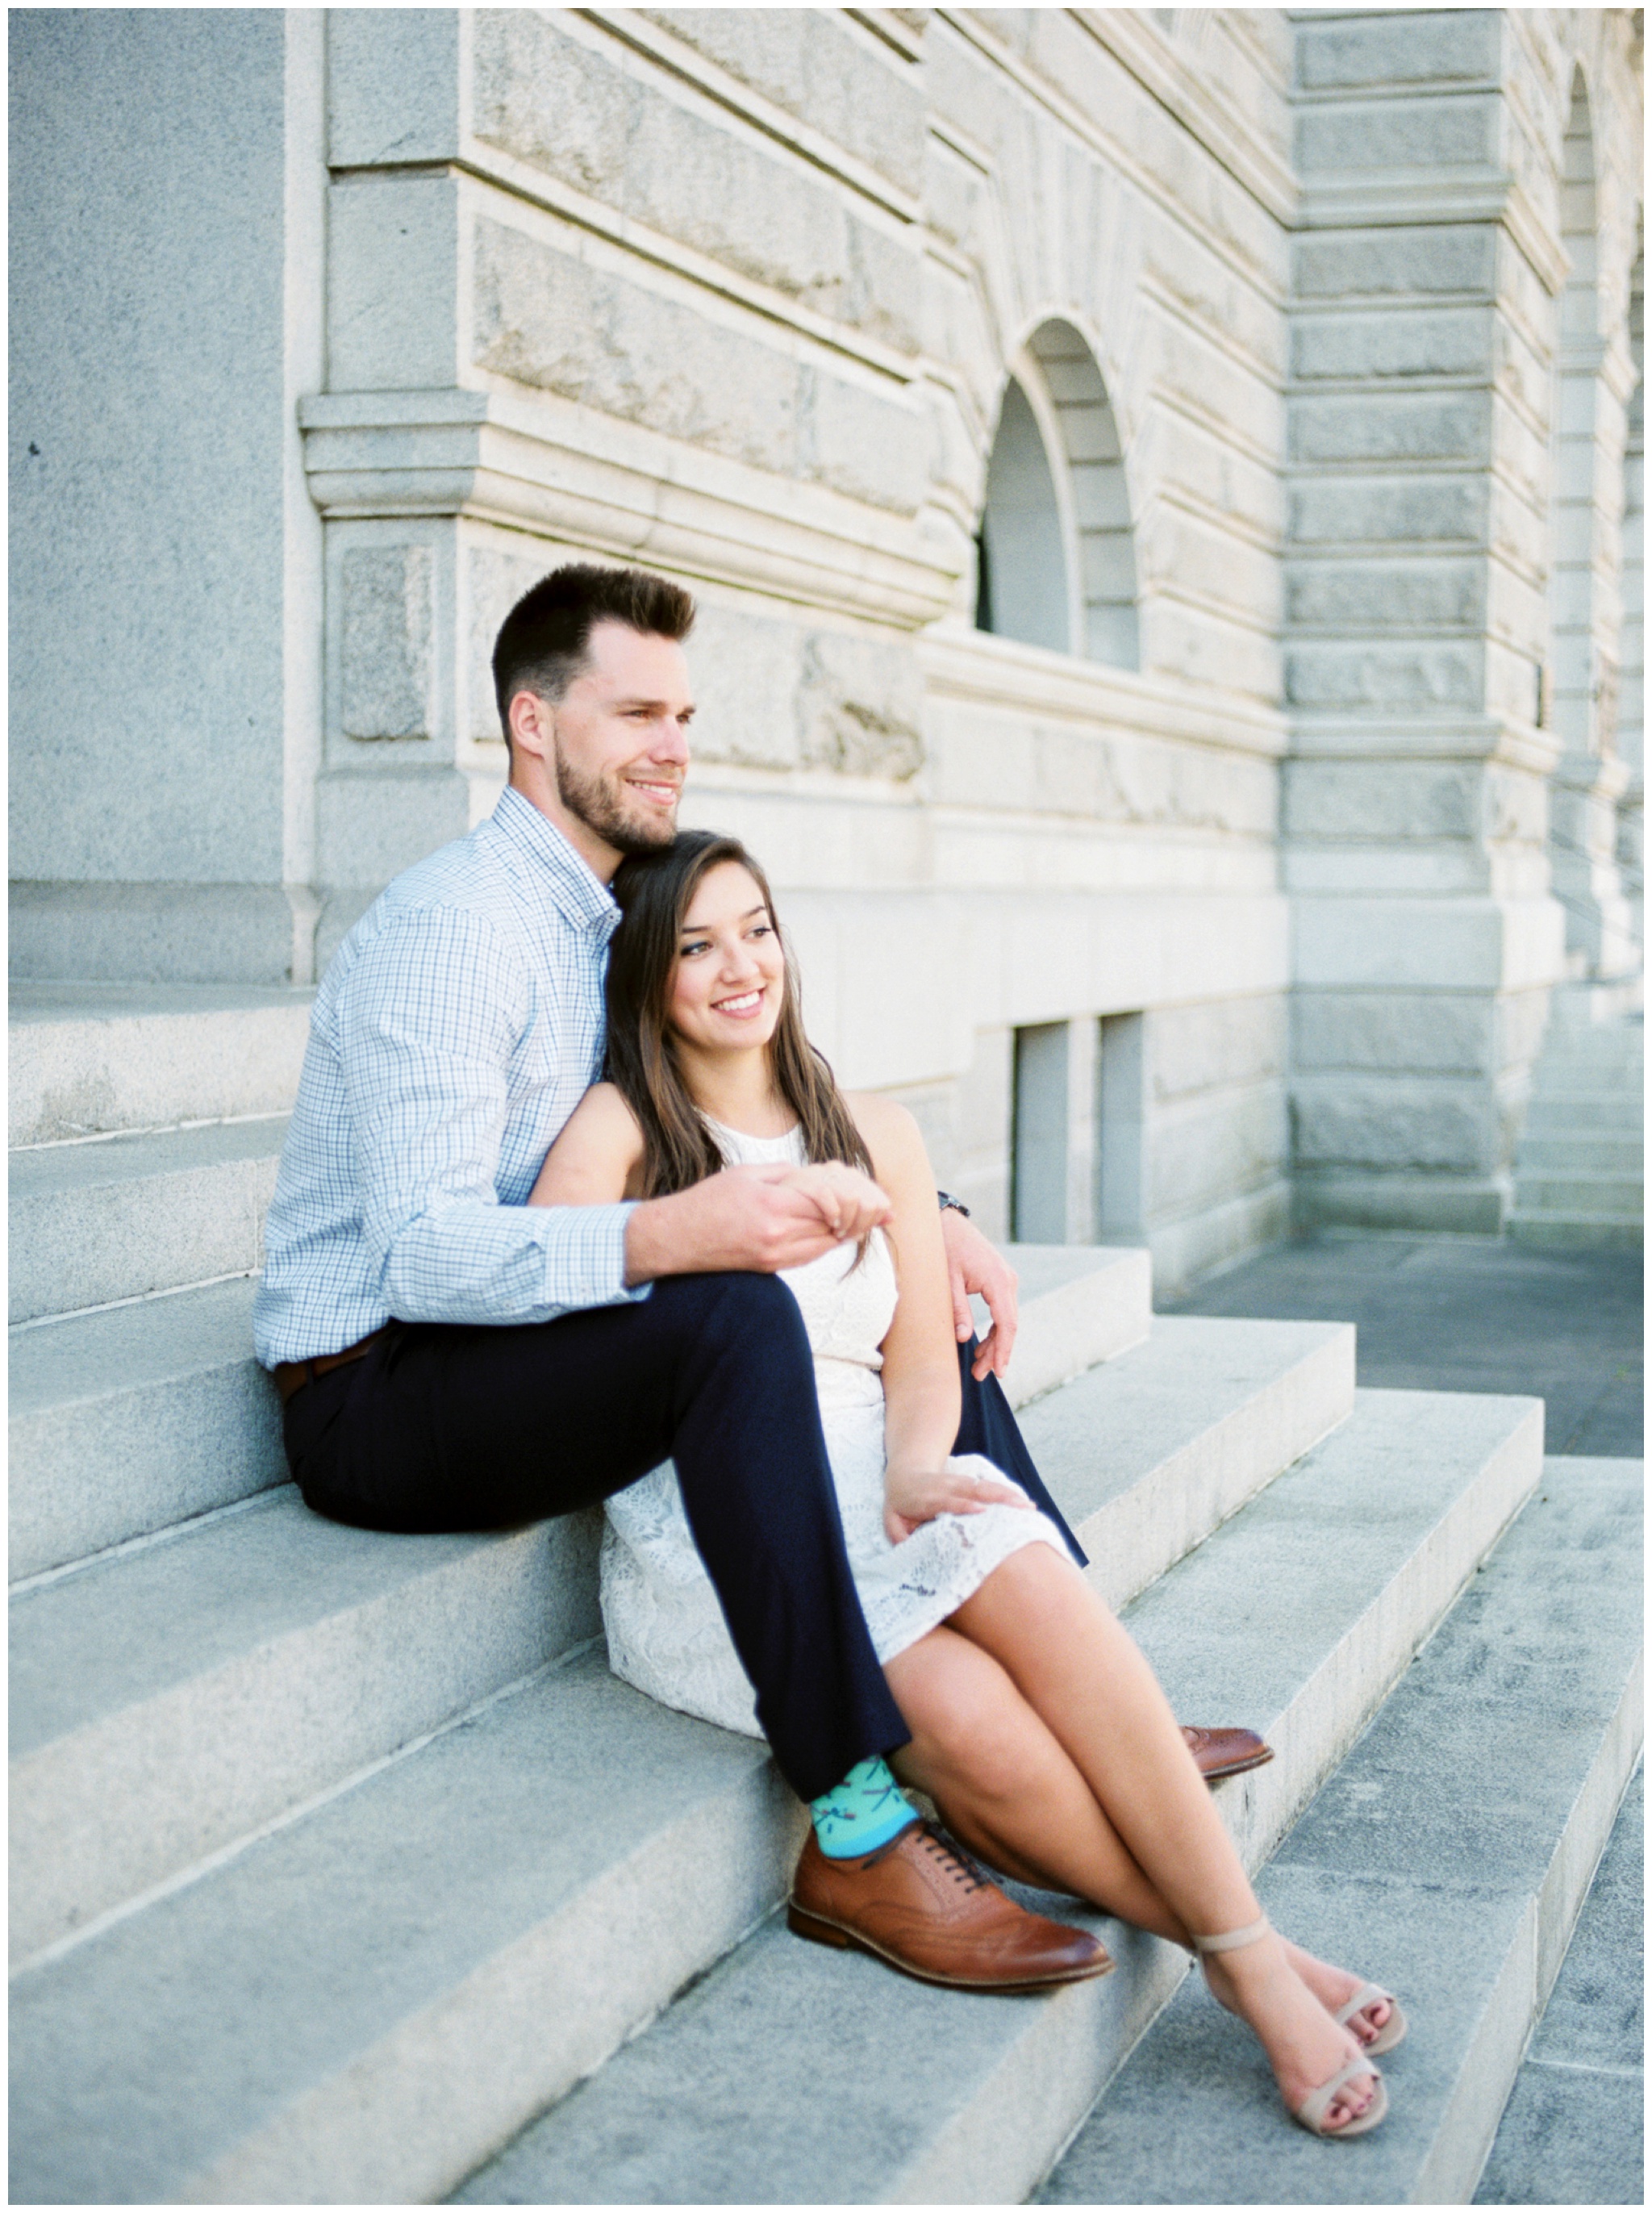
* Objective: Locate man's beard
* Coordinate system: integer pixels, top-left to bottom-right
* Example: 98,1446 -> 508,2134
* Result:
553,740 -> 678,856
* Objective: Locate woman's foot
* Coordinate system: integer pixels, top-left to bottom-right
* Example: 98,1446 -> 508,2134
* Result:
1279,1940 -> 1396,2048
1199,1929 -> 1381,2134
1198,1931 -> 1397,2050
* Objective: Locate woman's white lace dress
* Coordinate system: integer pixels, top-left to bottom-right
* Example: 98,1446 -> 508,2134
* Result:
600,1121 -> 1070,1739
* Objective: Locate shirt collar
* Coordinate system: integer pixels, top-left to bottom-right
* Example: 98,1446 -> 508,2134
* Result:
491,786 -> 622,944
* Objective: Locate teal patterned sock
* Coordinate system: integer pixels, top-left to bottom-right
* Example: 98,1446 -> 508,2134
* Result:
810,1756 -> 920,1860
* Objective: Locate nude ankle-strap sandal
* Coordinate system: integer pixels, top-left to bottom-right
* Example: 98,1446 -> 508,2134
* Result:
1191,1915 -> 1388,2140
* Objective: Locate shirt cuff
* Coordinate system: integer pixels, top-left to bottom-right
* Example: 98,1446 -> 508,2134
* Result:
540,1200 -> 651,1314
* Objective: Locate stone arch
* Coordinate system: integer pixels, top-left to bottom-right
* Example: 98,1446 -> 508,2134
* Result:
974,318 -> 1139,670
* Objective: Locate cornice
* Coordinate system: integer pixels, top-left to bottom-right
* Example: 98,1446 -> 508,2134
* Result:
1294,172 -> 1571,299
299,387 -> 962,629
1288,710 -> 1564,776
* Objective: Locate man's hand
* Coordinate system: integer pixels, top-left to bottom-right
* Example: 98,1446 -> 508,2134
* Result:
939,1207 -> 1019,1381
624,1163 -> 891,1284
883,1457 -> 1032,1544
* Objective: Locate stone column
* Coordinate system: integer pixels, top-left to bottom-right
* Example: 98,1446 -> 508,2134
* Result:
1613,244 -> 1643,943
1284,10 -> 1570,1233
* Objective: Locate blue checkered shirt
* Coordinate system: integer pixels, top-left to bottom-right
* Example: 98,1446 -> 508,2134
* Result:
252,787 -> 648,1367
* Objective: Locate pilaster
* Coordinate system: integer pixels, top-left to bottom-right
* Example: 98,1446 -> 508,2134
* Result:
1285,8 -> 1569,1233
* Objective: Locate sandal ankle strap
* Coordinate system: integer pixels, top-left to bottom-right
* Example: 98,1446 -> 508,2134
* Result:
1191,1913 -> 1271,1956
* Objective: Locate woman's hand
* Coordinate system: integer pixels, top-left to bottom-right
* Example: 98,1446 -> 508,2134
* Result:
774,1160 -> 892,1244
883,1457 -> 1033,1545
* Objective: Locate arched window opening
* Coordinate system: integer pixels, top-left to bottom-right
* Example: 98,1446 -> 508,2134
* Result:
974,323 -> 1138,670
975,375 -> 1070,654
1029,322 -> 1138,669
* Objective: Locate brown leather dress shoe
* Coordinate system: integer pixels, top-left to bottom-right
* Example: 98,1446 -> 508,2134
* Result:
1182,1725 -> 1274,1782
788,1823 -> 1112,1993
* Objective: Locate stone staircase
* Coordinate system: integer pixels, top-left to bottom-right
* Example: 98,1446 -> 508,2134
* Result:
9,987 -> 1643,2203
1510,1011 -> 1643,1250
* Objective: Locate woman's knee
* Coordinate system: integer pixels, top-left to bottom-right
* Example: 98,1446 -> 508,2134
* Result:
891,1635 -> 1045,1800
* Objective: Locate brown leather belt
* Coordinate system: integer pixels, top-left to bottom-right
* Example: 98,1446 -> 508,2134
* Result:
273,1326 -> 388,1405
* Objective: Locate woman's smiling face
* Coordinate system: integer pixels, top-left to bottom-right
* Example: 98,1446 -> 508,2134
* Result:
666,860 -> 786,1054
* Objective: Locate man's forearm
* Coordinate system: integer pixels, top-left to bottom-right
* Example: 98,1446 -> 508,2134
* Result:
378,1197 -> 644,1325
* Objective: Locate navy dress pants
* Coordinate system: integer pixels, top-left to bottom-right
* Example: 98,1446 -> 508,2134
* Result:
284,1271 -> 1083,1802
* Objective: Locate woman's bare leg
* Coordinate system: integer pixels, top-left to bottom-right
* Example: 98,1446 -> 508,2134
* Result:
884,1624 -> 1190,1939
941,1544 -> 1382,2129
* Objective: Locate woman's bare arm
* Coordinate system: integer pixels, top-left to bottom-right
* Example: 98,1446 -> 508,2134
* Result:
528,1083 -> 648,1206
850,1094 -> 1030,1542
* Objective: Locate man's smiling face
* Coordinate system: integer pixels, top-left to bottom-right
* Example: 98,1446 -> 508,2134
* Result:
509,619 -> 695,875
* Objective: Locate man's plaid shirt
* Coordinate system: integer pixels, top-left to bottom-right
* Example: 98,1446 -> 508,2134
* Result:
252,787 -> 647,1368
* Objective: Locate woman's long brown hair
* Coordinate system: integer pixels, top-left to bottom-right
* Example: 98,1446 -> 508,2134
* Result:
607,831 -> 875,1197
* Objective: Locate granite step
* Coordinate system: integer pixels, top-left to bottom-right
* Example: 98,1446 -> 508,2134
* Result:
6,1310 -> 1334,1971
448,1389 -> 1541,2208
8,1388 -> 1541,2207
9,1278 -> 284,1583
10,1116 -> 289,1322
1043,1457 -> 1643,2205
4,1246 -> 1150,1587
9,983 -> 313,1146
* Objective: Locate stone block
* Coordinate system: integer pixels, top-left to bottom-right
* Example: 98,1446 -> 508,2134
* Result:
677,599 -> 804,770
469,14 -> 922,355
1293,307 -> 1491,382
340,546 -> 435,741
1149,1084 -> 1287,1221
1294,224 -> 1496,300
326,175 -> 458,390
1295,10 -> 1500,92
1291,389 -> 1491,466
639,9 -> 924,198
1293,1167 -> 1511,1234
1284,759 -> 1481,841
327,8 -> 458,167
1294,990 -> 1496,1075
1290,475 -> 1486,545
1285,640 -> 1483,712
1148,995 -> 1288,1104
1291,1073 -> 1497,1174
469,220 -> 924,515
1286,557 -> 1483,628
798,630 -> 924,779
1296,94 -> 1500,177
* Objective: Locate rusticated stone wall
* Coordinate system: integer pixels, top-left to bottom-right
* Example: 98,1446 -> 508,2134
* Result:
9,10 -> 1642,1287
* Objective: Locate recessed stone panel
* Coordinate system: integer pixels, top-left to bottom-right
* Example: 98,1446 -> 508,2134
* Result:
1285,640 -> 1483,712
340,546 -> 436,743
1286,559 -> 1483,629
1290,390 -> 1491,467
1296,93 -> 1499,176
1292,307 -> 1491,382
1295,11 -> 1500,94
1293,226 -> 1496,300
1292,991 -> 1496,1075
1291,1075 -> 1496,1173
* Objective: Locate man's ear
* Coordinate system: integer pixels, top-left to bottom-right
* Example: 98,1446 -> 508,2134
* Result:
507,689 -> 553,768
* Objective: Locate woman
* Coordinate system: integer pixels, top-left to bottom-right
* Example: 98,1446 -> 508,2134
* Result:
532,830 -> 1400,2140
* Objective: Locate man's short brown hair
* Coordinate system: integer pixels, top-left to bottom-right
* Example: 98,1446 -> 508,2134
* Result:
491,563 -> 697,746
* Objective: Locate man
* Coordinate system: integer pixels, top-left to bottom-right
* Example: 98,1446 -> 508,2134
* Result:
255,562 -> 1265,1992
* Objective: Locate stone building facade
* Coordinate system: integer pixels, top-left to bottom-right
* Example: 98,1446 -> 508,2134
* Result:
10,8 -> 1643,1292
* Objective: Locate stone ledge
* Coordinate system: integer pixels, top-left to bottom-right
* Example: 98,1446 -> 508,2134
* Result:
299,387 -> 960,629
